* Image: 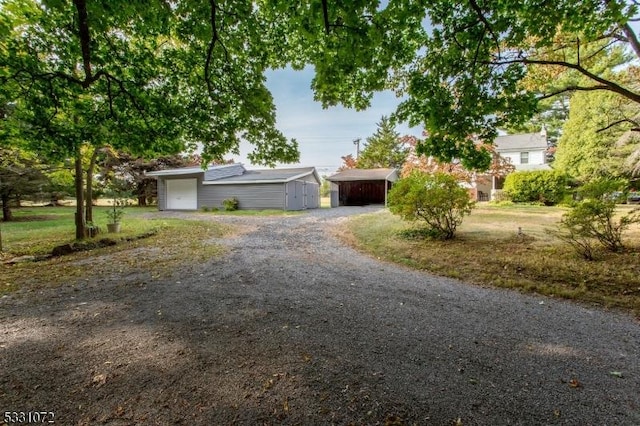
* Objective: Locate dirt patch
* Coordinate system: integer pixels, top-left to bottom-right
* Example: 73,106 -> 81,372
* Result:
3,215 -> 61,222
1,207 -> 639,425
50,231 -> 158,257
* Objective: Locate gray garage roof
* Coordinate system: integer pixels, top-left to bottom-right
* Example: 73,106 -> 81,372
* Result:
145,163 -> 244,179
326,168 -> 398,182
495,133 -> 547,152
146,164 -> 320,185
202,167 -> 320,185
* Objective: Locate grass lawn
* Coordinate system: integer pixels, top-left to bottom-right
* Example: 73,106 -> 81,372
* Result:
1,206 -> 159,255
340,203 -> 640,314
0,206 -> 230,294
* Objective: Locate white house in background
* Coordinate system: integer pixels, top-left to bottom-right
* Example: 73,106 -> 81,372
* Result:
495,127 -> 550,171
474,127 -> 551,200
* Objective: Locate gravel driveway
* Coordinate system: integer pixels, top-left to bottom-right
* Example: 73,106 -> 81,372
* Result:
1,206 -> 639,425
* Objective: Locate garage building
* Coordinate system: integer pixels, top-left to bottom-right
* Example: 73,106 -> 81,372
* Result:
326,168 -> 398,207
146,164 -> 320,211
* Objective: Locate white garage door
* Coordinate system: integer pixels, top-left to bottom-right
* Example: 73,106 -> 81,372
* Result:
166,179 -> 198,210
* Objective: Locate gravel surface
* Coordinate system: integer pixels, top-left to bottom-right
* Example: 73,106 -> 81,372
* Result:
1,206 -> 639,425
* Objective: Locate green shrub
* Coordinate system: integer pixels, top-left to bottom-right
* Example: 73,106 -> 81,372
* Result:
578,177 -> 628,200
201,206 -> 210,212
503,170 -> 568,205
222,197 -> 239,211
556,197 -> 640,258
388,172 -> 475,240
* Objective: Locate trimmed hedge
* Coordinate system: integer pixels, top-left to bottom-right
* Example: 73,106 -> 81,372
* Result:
503,170 -> 568,205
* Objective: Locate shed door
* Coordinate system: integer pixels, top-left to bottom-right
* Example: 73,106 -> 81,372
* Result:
166,179 -> 197,210
304,182 -> 319,208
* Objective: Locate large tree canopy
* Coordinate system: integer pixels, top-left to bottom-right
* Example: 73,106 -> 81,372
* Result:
266,0 -> 640,169
393,1 -> 640,169
0,0 -> 301,165
554,90 -> 638,181
2,0 -> 639,175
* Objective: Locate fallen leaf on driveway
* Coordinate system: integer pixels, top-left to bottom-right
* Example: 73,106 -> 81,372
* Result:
569,378 -> 581,388
92,374 -> 107,387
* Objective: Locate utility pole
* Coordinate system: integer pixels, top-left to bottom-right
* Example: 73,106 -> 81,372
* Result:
353,138 -> 361,159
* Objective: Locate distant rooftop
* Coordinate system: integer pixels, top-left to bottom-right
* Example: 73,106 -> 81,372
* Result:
495,133 -> 547,152
327,168 -> 397,181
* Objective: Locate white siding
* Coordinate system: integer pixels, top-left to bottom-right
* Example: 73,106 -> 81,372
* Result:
166,178 -> 198,210
501,149 -> 545,168
528,150 -> 545,165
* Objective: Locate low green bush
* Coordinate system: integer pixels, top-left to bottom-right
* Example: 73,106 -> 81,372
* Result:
388,172 -> 475,240
556,199 -> 640,259
222,197 -> 239,211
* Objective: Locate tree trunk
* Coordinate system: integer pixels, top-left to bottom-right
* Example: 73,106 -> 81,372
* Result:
1,193 -> 12,222
136,182 -> 147,206
85,147 -> 99,223
74,147 -> 86,240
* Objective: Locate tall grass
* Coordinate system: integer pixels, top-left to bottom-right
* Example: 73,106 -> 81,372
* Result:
341,205 -> 640,314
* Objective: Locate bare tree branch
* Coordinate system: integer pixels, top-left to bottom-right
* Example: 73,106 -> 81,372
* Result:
596,118 -> 640,132
490,57 -> 640,104
468,0 -> 500,55
538,85 -> 610,100
583,39 -> 619,62
72,0 -> 94,85
205,0 -> 219,96
621,21 -> 640,59
322,0 -> 330,35
471,28 -> 487,78
205,0 -> 229,102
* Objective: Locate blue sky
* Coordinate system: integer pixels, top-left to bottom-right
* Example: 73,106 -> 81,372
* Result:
231,66 -> 421,174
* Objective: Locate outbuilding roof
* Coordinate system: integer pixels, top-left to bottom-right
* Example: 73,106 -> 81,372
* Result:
145,163 -> 320,185
202,167 -> 320,185
326,168 -> 398,182
145,163 -> 240,177
495,133 -> 547,152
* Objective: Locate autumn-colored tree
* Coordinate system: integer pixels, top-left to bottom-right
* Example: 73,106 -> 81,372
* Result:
401,135 -> 514,184
337,154 -> 358,171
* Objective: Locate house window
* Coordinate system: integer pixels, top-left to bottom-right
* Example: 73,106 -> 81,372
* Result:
520,152 -> 529,164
